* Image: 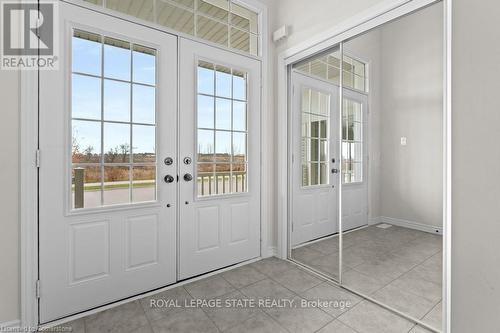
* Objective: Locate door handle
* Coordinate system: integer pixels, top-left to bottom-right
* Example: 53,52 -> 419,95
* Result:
331,168 -> 339,174
164,175 -> 175,183
183,173 -> 193,182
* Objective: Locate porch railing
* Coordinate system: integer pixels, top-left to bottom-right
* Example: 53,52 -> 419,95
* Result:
197,172 -> 247,196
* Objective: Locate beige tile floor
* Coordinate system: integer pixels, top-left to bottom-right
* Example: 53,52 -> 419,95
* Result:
292,225 -> 443,331
44,254 -> 440,333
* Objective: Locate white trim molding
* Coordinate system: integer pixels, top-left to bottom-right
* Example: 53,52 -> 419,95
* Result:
368,216 -> 383,225
370,216 -> 443,235
20,69 -> 39,329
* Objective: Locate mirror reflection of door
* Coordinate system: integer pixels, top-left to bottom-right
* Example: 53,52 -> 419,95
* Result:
290,69 -> 340,281
341,91 -> 368,232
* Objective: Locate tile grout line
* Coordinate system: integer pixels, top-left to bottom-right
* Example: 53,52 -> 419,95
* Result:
187,260 -> 299,332
343,246 -> 442,303
182,284 -> 224,333
243,260 -> 342,330
419,301 -> 442,326
137,298 -> 157,333
260,267 -> 340,324
316,316 -> 363,333
260,309 -> 293,333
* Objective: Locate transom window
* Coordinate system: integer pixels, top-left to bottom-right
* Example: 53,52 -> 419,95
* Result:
196,60 -> 248,197
342,99 -> 363,184
83,0 -> 260,56
301,87 -> 330,187
295,52 -> 368,93
71,30 -> 157,209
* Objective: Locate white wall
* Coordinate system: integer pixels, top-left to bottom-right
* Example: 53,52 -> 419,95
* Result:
378,3 -> 444,227
0,69 -> 20,323
270,0 -> 392,53
451,0 -> 500,330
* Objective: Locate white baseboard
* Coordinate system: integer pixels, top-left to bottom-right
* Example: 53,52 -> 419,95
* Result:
0,319 -> 20,329
368,216 -> 382,225
373,216 -> 443,235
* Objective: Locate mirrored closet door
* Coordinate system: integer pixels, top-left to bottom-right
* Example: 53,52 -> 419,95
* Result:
288,2 -> 444,331
340,2 -> 444,331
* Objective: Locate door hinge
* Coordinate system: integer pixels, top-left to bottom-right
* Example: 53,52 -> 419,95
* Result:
35,149 -> 40,168
36,280 -> 41,299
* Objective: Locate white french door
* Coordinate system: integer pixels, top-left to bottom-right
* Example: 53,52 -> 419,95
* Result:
39,2 -> 262,323
291,72 -> 340,246
178,39 -> 261,279
39,3 -> 177,322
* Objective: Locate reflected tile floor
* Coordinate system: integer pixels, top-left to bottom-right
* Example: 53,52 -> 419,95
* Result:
291,224 -> 443,331
44,256 -> 439,333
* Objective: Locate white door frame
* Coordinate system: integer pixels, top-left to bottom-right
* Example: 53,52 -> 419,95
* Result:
276,0 -> 452,332
20,0 -> 270,328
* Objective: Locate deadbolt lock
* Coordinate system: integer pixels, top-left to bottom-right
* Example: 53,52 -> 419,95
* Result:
164,157 -> 173,165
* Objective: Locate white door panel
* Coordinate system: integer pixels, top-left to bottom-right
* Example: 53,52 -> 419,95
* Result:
178,39 -> 261,279
341,90 -> 368,231
39,3 -> 177,322
291,72 -> 339,246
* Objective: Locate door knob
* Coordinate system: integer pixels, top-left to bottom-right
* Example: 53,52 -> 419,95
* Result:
164,175 -> 175,183
183,173 -> 193,182
331,168 -> 339,174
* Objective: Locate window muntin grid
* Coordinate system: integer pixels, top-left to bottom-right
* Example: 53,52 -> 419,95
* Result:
294,52 -> 368,93
197,60 -> 248,197
301,87 -> 330,187
71,29 -> 158,209
82,0 -> 260,56
342,99 -> 363,184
